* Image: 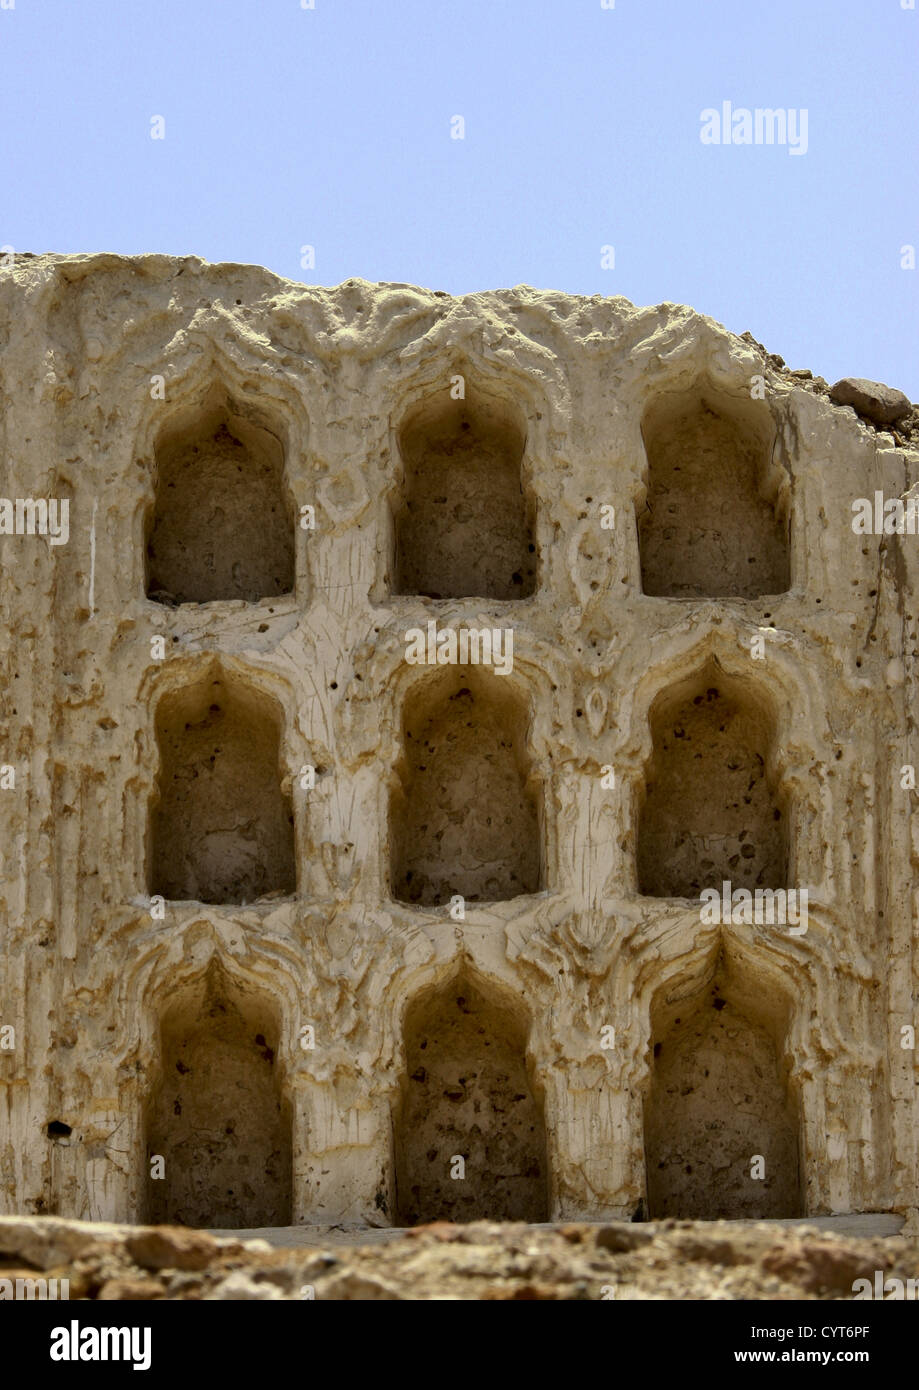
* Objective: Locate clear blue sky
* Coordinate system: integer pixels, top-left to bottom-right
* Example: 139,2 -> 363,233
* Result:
2,0 -> 916,395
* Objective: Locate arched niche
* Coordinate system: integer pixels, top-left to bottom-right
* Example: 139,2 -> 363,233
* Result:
393,971 -> 549,1224
392,385 -> 536,600
150,668 -> 295,905
644,953 -> 802,1219
145,962 -> 292,1228
637,660 -> 788,897
638,386 -> 789,598
145,387 -> 295,604
390,668 -> 543,905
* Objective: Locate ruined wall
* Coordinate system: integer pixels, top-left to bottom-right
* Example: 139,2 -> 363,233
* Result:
0,253 -> 917,1229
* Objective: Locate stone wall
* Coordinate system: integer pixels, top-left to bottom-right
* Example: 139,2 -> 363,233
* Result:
0,252 -> 917,1229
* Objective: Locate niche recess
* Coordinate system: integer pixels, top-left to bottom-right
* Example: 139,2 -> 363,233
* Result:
638,387 -> 789,598
392,386 -> 536,599
390,670 -> 543,905
145,963 -> 292,1228
150,669 -> 295,904
637,661 -> 787,897
644,957 -> 802,1219
394,973 -> 548,1225
145,389 -> 294,604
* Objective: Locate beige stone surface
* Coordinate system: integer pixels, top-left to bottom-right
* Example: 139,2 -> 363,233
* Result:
0,252 -> 918,1232
0,1213 -> 916,1300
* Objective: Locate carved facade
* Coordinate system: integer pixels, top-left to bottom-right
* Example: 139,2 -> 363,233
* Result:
0,253 -> 917,1228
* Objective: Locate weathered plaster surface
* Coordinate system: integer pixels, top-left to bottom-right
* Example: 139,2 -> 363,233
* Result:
0,253 -> 917,1228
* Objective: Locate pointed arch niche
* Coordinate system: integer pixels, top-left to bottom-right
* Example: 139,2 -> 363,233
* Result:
638,384 -> 790,598
389,668 -> 544,905
392,382 -> 536,600
636,659 -> 788,898
149,665 -> 295,905
393,970 -> 549,1224
144,961 -> 292,1228
644,951 -> 803,1219
145,385 -> 295,604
